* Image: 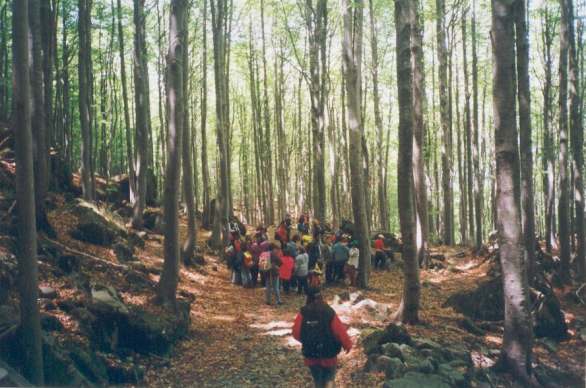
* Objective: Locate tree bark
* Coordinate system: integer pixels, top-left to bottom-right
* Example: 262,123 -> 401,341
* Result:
132,0 -> 150,228
436,0 -> 453,245
201,0 -> 212,229
491,0 -> 535,382
393,0 -> 420,324
78,0 -> 94,201
559,0 -> 571,283
567,0 -> 585,280
462,8 -> 475,246
515,0 -> 536,281
342,0 -> 369,288
13,0 -> 45,382
158,0 -> 186,306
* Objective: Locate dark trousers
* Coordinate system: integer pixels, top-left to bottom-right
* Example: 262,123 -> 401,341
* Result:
334,261 -> 346,281
325,261 -> 335,284
309,365 -> 336,388
250,266 -> 259,287
374,251 -> 387,269
282,279 -> 291,294
296,276 -> 308,294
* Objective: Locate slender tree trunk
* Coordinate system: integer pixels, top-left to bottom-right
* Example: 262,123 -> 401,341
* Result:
462,8 -> 475,245
158,0 -> 186,306
471,0 -> 483,250
492,0 -> 534,382
13,0 -> 44,382
559,0 -> 571,283
567,0 -> 585,280
541,6 -> 556,253
0,3 -> 7,121
515,0 -> 536,280
117,0 -> 136,205
181,7 -> 196,262
78,0 -> 94,201
132,0 -> 150,228
393,0 -> 420,324
342,0 -> 369,288
436,0 -> 453,245
201,0 -> 211,229
411,0 -> 428,266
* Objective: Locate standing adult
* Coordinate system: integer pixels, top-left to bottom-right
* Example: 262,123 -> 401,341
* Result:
292,287 -> 352,388
331,238 -> 350,281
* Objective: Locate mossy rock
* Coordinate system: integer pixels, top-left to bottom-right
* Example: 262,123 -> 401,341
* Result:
383,372 -> 451,388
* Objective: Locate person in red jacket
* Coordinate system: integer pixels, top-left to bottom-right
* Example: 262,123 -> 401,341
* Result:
292,287 -> 352,388
280,251 -> 295,294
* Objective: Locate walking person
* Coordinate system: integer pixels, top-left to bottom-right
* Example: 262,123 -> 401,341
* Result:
345,241 -> 359,287
292,287 -> 352,388
280,250 -> 295,294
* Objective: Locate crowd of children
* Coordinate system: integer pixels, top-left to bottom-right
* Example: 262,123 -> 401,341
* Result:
225,214 -> 395,306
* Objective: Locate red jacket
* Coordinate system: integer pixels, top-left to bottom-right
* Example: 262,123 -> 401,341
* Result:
279,256 -> 295,280
374,238 -> 384,251
292,309 -> 352,367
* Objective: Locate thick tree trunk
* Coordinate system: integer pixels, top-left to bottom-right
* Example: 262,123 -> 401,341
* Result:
342,0 -> 369,288
436,0 -> 453,245
13,0 -> 45,382
393,0 -> 420,324
492,0 -> 534,382
132,0 -> 150,228
558,0 -> 571,283
78,0 -> 94,201
158,0 -> 186,306
515,0 -> 536,280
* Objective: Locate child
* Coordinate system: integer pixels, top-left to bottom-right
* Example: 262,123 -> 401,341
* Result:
280,250 -> 295,294
308,262 -> 322,288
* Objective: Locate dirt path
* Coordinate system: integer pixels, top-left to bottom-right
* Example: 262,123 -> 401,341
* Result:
143,253 -> 375,387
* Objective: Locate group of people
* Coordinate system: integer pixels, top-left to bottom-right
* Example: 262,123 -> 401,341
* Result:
224,214 -> 400,387
225,214 -> 394,305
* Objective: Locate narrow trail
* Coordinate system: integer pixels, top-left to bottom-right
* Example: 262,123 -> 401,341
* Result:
143,251 -> 372,387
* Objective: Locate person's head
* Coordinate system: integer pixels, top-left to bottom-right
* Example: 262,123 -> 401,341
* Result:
377,234 -> 384,240
306,286 -> 323,305
292,234 -> 300,242
298,246 -> 306,254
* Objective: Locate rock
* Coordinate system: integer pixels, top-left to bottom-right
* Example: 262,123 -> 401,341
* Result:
361,329 -> 385,355
128,232 -> 146,249
444,277 -> 503,321
399,344 -> 415,359
383,372 -> 450,388
377,355 -> 406,379
41,313 -> 64,332
39,286 -> 58,299
57,255 -> 81,274
412,338 -> 442,351
69,199 -> 127,245
437,363 -> 467,386
532,281 -> 568,340
143,209 -> 164,233
458,317 -> 485,336
380,323 -> 412,345
113,242 -> 135,262
365,353 -> 381,372
69,345 -> 109,384
91,285 -> 129,315
381,342 -> 404,360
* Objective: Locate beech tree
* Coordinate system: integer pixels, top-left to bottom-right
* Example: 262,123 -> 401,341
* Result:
158,0 -> 186,306
13,0 -> 44,382
492,0 -> 534,382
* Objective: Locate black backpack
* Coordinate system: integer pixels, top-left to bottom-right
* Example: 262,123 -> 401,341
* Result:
300,303 -> 342,359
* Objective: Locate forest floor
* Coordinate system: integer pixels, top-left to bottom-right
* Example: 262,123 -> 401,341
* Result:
2,191 -> 585,387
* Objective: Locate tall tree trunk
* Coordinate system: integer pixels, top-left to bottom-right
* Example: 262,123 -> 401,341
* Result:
29,0 -> 51,233
342,0 -> 369,288
78,0 -> 94,201
201,0 -> 211,229
210,0 -> 231,247
436,0 -> 453,245
0,3 -> 7,121
472,0 -> 483,250
117,0 -> 136,205
515,0 -> 536,280
492,0 -> 534,382
393,0 -> 420,324
13,0 -> 44,382
411,0 -> 428,266
567,0 -> 584,280
368,0 -> 388,230
132,0 -> 150,228
462,7 -> 475,245
541,6 -> 556,253
559,0 -> 571,283
181,8 -> 196,262
158,0 -> 186,306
